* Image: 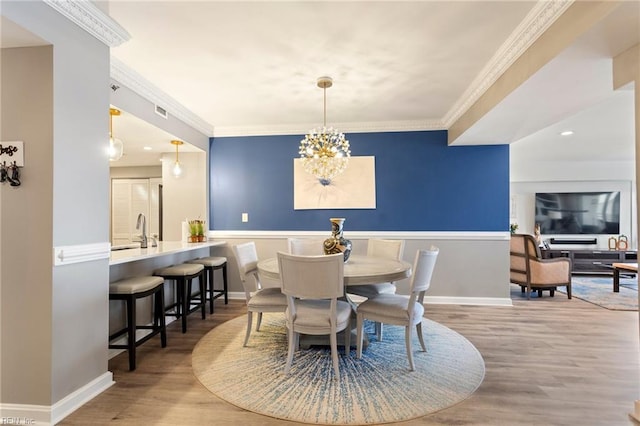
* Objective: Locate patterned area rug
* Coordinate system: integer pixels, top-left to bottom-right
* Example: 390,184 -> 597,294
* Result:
192,313 -> 485,425
565,276 -> 638,311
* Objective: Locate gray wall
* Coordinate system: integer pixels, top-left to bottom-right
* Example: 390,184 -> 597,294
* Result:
208,232 -> 511,305
1,1 -> 111,413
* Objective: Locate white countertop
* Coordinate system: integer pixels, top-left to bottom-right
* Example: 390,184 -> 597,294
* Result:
109,240 -> 226,265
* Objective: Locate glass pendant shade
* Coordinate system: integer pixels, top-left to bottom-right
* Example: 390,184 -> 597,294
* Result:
109,137 -> 124,161
109,108 -> 124,162
172,161 -> 183,178
170,139 -> 184,178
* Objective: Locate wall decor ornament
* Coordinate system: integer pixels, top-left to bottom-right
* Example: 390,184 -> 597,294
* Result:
323,217 -> 352,262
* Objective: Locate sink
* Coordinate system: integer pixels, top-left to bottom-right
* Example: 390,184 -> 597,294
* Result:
111,243 -> 141,251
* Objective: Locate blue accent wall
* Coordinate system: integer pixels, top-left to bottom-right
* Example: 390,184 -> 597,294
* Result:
210,130 -> 509,231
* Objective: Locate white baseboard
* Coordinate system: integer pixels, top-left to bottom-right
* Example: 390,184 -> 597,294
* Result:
0,372 -> 114,425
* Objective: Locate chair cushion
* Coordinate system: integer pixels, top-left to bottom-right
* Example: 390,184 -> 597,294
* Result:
347,283 -> 396,298
188,256 -> 227,267
110,276 -> 164,295
357,294 -> 424,322
286,299 -> 351,333
247,287 -> 287,310
154,263 -> 204,277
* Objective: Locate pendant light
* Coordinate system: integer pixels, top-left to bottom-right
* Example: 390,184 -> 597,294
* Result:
171,140 -> 184,177
298,76 -> 351,186
108,108 -> 124,161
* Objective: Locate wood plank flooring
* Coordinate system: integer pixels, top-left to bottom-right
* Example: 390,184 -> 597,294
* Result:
60,287 -> 640,426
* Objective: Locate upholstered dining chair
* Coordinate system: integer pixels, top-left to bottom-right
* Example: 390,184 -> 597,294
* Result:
347,238 -> 405,299
232,242 -> 287,346
510,233 -> 572,299
287,237 -> 325,255
277,252 -> 351,380
356,247 -> 439,371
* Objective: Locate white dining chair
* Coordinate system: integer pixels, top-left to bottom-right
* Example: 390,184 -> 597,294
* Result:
287,237 -> 325,255
347,239 -> 405,298
356,247 -> 439,371
277,252 -> 351,380
232,242 -> 287,346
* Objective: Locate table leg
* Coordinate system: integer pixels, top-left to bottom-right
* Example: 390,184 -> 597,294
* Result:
613,268 -> 620,293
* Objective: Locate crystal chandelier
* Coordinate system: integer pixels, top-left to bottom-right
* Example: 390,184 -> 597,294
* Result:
299,77 -> 350,186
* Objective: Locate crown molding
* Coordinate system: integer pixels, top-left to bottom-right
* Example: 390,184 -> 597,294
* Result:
111,57 -> 214,136
442,0 -> 573,128
212,119 -> 444,137
43,0 -> 130,47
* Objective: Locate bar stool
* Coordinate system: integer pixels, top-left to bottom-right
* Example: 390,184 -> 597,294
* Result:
108,276 -> 167,371
154,263 -> 205,333
187,256 -> 228,314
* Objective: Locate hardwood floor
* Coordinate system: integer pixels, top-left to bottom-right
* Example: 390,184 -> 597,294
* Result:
60,288 -> 640,426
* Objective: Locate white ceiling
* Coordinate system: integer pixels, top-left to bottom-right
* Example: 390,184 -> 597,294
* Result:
2,1 -> 639,168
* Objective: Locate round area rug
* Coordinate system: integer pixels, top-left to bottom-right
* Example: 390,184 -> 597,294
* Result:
192,313 -> 484,425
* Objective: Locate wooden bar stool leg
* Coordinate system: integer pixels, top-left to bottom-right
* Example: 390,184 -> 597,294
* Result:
155,287 -> 167,347
126,294 -> 136,371
207,267 -> 215,314
199,270 -> 206,319
181,278 -> 190,333
222,263 -> 229,304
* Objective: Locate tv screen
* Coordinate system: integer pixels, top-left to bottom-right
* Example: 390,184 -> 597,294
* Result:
535,191 -> 620,235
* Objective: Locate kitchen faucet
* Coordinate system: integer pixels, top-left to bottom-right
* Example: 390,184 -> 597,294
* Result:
135,213 -> 157,248
136,213 -> 148,248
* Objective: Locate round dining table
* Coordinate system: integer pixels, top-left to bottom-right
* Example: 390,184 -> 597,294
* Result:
257,254 -> 412,350
257,254 -> 412,286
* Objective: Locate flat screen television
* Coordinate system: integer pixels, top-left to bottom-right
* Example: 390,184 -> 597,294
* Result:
534,191 -> 620,235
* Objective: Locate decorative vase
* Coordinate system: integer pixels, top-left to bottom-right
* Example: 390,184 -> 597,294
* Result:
323,217 -> 352,262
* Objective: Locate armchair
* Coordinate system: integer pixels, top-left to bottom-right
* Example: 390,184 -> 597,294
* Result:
510,234 -> 572,299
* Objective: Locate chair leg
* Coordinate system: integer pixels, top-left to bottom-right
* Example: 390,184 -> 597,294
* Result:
356,313 -> 364,359
256,312 -> 263,331
567,284 -> 572,299
343,318 -> 351,357
207,267 -> 215,314
126,295 -> 136,371
405,326 -> 414,371
155,287 -> 167,348
330,330 -> 340,381
222,263 -> 229,304
416,321 -> 427,352
285,328 -> 296,374
181,279 -> 189,333
243,312 -> 253,347
375,322 -> 384,341
198,271 -> 206,319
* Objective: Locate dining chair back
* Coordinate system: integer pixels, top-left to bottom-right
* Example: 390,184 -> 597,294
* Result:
356,247 -> 439,371
232,242 -> 287,346
287,237 -> 325,255
348,238 -> 406,306
366,238 -> 405,260
277,252 -> 351,380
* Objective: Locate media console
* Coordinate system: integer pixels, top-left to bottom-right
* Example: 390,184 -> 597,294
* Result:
541,248 -> 637,275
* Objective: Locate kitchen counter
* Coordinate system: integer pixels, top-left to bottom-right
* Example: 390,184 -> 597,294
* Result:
109,240 -> 226,265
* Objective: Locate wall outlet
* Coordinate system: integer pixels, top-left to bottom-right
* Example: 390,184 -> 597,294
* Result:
242,212 -> 249,223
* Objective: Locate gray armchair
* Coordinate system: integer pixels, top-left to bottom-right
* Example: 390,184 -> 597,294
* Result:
510,234 -> 572,299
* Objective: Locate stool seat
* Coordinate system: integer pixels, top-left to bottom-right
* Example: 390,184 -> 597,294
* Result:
189,256 -> 226,267
109,276 -> 167,371
155,263 -> 206,333
187,256 -> 229,313
110,276 -> 165,295
155,263 -> 204,277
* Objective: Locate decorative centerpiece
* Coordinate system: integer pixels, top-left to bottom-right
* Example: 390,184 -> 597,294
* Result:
323,217 -> 352,262
188,219 -> 206,242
